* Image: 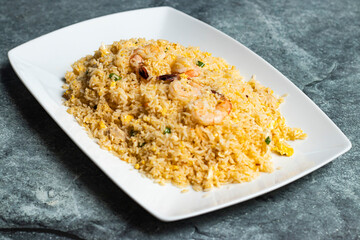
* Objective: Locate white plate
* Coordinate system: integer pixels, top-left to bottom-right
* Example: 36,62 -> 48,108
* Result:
8,7 -> 351,221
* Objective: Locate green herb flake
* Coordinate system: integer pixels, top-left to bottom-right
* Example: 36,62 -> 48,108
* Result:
135,41 -> 138,44
265,136 -> 271,145
196,61 -> 205,68
130,129 -> 138,137
138,142 -> 146,147
163,127 -> 171,134
109,73 -> 121,81
165,47 -> 169,53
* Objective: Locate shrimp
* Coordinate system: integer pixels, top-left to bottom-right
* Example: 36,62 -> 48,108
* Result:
169,80 -> 202,103
129,44 -> 165,79
185,69 -> 200,78
129,54 -> 143,69
129,52 -> 148,79
191,91 -> 232,125
172,56 -> 200,78
134,44 -> 165,60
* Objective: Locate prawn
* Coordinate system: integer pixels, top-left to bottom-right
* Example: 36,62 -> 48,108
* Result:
129,44 -> 165,80
169,80 -> 202,103
156,56 -> 201,82
191,91 -> 232,125
171,56 -> 200,78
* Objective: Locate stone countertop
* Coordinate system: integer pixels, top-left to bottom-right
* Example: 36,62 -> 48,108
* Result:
1,0 -> 359,239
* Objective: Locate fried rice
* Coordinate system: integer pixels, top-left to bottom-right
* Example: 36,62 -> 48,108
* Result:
63,38 -> 307,191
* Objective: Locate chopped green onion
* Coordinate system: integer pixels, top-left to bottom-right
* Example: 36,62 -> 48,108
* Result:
138,142 -> 146,147
265,136 -> 271,145
196,61 -> 205,68
163,127 -> 171,134
130,129 -> 138,137
165,47 -> 169,53
109,73 -> 121,81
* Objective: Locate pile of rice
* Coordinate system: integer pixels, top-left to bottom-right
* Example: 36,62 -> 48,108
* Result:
63,38 -> 306,191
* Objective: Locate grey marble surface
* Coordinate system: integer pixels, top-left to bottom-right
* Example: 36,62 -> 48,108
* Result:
1,0 -> 359,239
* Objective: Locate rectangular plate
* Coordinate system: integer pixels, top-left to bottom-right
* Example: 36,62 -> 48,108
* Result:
8,7 -> 351,221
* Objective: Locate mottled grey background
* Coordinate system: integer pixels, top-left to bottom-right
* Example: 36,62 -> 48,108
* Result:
1,0 -> 359,239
